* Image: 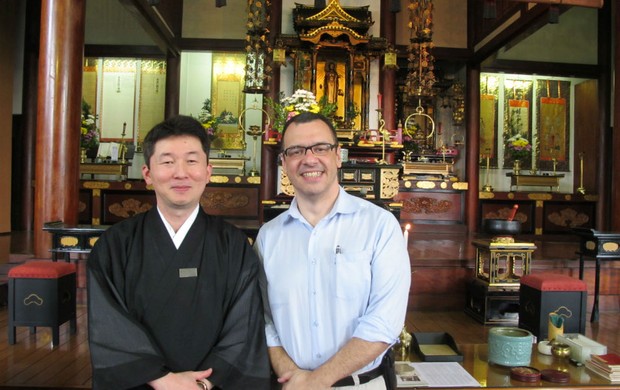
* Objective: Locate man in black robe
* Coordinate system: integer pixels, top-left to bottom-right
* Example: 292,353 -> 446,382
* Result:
87,115 -> 270,389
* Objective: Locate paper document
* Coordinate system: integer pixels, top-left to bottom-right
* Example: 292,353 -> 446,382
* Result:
396,362 -> 481,388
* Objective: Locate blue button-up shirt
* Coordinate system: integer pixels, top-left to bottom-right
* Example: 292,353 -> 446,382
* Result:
255,188 -> 411,374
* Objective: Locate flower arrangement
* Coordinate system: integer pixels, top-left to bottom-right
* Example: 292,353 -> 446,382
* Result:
505,134 -> 532,161
266,89 -> 337,132
197,98 -> 219,138
80,100 -> 99,150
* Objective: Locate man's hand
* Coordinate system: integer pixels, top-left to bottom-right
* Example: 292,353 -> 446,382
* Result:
278,368 -> 331,390
148,368 -> 213,390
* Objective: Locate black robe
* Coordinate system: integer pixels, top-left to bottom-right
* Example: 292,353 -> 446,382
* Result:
87,208 -> 270,389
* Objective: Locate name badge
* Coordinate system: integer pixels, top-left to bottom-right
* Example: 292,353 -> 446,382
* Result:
179,268 -> 198,278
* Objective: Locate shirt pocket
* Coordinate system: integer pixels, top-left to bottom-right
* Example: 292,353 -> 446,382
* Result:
335,249 -> 372,300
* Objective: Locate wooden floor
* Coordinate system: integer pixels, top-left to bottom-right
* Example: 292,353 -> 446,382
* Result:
0,304 -> 619,389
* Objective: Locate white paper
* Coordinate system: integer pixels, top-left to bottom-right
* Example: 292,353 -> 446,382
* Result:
397,362 -> 481,388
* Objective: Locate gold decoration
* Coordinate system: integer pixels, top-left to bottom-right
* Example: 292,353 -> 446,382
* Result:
247,176 -> 261,184
380,169 -> 400,199
108,199 -> 152,218
210,176 -> 230,184
452,182 -> 469,190
416,181 -> 436,189
479,191 -> 495,199
60,236 -> 79,247
124,183 -> 132,190
528,193 -> 553,201
402,197 -> 451,214
547,208 -> 590,228
83,181 -> 110,189
88,237 -> 100,248
93,189 -> 101,197
201,192 -> 249,210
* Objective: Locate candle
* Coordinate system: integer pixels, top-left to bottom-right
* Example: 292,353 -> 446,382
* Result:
378,93 -> 383,109
404,223 -> 411,248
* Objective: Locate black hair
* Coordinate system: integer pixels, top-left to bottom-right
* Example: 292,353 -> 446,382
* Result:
142,115 -> 210,168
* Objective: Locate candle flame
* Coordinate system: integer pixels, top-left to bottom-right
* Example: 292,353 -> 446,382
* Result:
405,223 -> 411,231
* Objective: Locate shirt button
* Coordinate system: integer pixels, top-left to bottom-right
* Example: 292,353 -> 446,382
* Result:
316,353 -> 321,358
313,321 -> 318,327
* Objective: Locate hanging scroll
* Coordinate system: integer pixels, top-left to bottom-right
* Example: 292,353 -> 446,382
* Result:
480,75 -> 499,167
503,79 -> 533,169
537,79 -> 570,171
480,95 -> 497,162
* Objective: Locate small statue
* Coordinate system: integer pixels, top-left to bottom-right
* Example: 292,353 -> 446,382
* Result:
398,326 -> 412,361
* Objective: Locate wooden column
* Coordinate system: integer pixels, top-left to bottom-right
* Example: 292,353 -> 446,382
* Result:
465,65 -> 481,235
165,52 -> 180,119
33,0 -> 85,258
260,0 -> 282,209
613,0 -> 620,231
380,0 -> 396,131
18,0 -> 41,232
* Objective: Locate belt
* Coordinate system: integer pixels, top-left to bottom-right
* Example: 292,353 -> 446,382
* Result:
333,366 -> 383,387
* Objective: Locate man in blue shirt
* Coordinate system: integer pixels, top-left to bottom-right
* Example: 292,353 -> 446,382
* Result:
255,112 -> 411,389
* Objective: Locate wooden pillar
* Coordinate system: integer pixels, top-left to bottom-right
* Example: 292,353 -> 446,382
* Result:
465,65 -> 481,235
380,0 -> 396,131
165,52 -> 180,119
33,0 -> 85,258
260,0 -> 282,209
19,0 -> 41,232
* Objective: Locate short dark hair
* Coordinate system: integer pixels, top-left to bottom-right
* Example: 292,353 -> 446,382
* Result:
281,112 -> 338,147
142,115 -> 210,168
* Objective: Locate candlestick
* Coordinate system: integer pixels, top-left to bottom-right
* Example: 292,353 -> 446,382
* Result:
404,223 -> 411,248
378,93 -> 382,109
577,152 -> 586,194
482,154 -> 493,192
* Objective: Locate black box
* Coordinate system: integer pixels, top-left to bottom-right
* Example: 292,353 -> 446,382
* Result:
465,278 -> 520,325
8,272 -> 76,346
519,275 -> 587,341
411,332 -> 463,362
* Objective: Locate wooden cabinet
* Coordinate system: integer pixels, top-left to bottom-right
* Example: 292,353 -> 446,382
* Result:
479,191 -> 598,235
79,176 -> 260,235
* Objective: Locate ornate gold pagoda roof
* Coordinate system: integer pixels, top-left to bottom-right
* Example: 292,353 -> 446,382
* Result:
293,0 -> 372,47
305,0 -> 361,23
299,21 -> 369,46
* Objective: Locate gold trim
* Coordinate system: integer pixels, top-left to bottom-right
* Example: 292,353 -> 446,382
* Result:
146,184 -> 154,190
440,182 -> 447,189
234,177 -> 242,183
93,189 -> 101,197
247,176 -> 261,184
380,169 -> 400,199
536,200 -> 543,208
564,194 -> 572,201
479,192 -> 495,199
507,193 -> 515,199
584,195 -> 599,201
124,183 -> 132,190
388,202 -> 403,208
453,182 -> 469,190
92,218 -> 100,225
535,228 -> 543,235
83,181 -> 110,189
586,241 -> 596,250
210,176 -> 230,184
262,200 -> 277,205
528,193 -> 553,201
404,181 -> 412,188
80,163 -> 128,175
416,181 -> 436,189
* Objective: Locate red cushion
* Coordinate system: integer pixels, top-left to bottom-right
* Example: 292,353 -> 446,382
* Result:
8,260 -> 76,279
521,272 -> 587,292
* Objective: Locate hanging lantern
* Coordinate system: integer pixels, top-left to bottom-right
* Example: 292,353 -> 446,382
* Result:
383,45 -> 398,71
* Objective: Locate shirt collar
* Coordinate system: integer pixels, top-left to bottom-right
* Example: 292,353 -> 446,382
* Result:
158,204 -> 200,249
287,187 -> 358,224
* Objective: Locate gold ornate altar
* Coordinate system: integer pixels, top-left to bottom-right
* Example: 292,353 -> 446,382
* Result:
277,0 -> 386,131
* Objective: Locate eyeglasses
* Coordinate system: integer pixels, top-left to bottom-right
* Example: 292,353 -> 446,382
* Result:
281,142 -> 337,158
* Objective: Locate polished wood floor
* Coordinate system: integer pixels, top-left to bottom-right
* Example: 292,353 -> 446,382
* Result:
1,231 -> 619,389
